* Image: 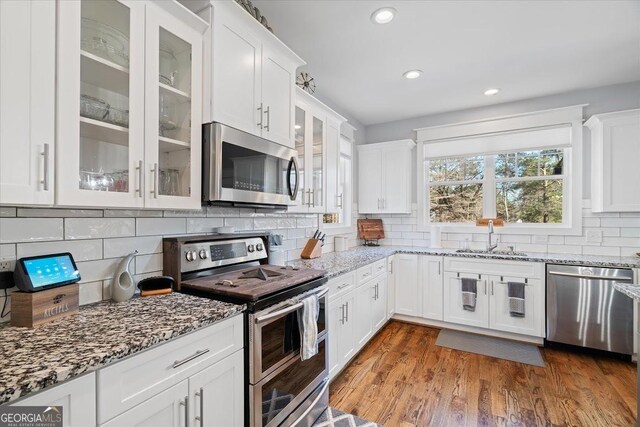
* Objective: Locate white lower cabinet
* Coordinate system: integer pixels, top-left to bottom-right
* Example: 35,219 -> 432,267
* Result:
354,281 -> 374,348
489,275 -> 543,337
443,272 -> 490,329
101,380 -> 189,427
328,260 -> 388,381
11,373 -> 96,427
328,292 -> 355,380
394,254 -> 421,317
188,349 -> 244,427
421,255 -> 444,321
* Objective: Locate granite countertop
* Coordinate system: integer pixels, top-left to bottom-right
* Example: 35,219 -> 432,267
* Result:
613,282 -> 640,301
288,246 -> 640,278
0,293 -> 245,405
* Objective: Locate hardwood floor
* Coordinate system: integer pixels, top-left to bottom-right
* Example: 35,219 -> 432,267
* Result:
329,320 -> 637,427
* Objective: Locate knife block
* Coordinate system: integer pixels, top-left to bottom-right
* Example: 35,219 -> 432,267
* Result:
301,239 -> 323,259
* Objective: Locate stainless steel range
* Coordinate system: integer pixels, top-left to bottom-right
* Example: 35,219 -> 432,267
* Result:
163,233 -> 329,427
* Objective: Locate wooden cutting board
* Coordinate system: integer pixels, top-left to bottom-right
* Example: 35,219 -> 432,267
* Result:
358,219 -> 385,240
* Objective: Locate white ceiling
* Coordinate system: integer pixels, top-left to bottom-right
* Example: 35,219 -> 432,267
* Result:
252,0 -> 640,126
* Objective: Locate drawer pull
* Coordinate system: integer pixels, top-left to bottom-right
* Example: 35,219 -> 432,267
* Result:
173,349 -> 210,368
337,283 -> 350,290
362,272 -> 371,278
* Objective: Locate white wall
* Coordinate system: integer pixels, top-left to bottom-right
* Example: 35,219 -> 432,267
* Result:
363,81 -> 640,201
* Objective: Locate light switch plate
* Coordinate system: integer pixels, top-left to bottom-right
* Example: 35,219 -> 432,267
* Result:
585,229 -> 603,243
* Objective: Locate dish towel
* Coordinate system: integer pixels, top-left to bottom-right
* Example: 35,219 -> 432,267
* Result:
297,294 -> 319,361
508,281 -> 526,317
461,278 -> 477,312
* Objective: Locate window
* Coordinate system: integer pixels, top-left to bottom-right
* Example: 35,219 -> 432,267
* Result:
425,148 -> 567,225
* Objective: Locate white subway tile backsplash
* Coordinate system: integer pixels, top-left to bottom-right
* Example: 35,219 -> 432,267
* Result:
601,218 -> 640,228
286,228 -> 305,239
0,244 -> 16,260
583,246 -> 621,257
79,281 -> 104,305
17,208 -> 102,218
0,207 -> 16,217
254,218 -> 279,230
277,218 -> 296,229
164,209 -> 206,217
76,258 -> 121,282
514,243 -> 548,252
621,228 -> 640,238
0,218 -> 63,243
546,244 -> 583,254
206,206 -> 240,217
66,218 -> 135,240
582,217 -> 601,227
296,217 -> 317,228
401,232 -> 424,240
601,237 -> 640,247
103,236 -> 162,258
136,218 -> 186,236
186,217 -> 224,233
135,253 -> 163,274
104,209 -> 163,218
225,217 -> 254,231
17,240 -> 102,261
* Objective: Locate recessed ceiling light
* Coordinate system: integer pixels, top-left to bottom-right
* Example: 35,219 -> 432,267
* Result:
484,88 -> 500,96
371,7 -> 396,24
403,69 -> 422,79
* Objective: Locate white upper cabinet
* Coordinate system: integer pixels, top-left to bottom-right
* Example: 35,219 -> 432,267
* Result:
57,0 -> 205,209
144,2 -> 203,209
0,0 -> 55,205
203,1 -> 304,148
290,88 -> 346,213
586,109 -> 640,212
358,140 -> 415,214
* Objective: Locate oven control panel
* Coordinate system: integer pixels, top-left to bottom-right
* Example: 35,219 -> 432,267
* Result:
181,237 -> 267,273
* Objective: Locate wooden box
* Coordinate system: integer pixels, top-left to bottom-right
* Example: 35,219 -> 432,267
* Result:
11,283 -> 79,327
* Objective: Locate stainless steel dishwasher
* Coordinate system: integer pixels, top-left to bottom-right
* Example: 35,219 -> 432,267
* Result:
546,264 -> 634,356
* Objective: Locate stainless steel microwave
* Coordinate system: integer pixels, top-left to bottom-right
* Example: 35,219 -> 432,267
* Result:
202,122 -> 300,207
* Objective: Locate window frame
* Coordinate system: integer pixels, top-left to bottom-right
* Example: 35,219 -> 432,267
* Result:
416,106 -> 584,236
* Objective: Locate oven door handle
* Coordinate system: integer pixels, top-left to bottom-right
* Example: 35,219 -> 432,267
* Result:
254,287 -> 329,325
289,379 -> 329,427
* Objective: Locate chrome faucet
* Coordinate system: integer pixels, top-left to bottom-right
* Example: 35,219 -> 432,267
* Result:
487,220 -> 498,252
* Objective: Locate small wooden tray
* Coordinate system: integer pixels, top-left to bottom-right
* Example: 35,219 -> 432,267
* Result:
476,218 -> 505,227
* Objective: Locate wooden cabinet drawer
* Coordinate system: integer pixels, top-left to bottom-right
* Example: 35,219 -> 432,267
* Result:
96,314 -> 243,424
329,272 -> 355,300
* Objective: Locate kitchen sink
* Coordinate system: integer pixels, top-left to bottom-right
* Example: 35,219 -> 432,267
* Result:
455,249 -> 529,257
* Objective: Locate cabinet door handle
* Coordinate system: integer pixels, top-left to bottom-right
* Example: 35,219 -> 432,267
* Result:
41,143 -> 50,191
180,396 -> 189,427
377,198 -> 381,210
150,163 -> 158,198
136,160 -> 143,197
491,280 -> 494,296
345,301 -> 349,322
257,103 -> 263,129
382,198 -> 386,210
310,189 -> 315,207
337,193 -> 343,208
173,348 -> 210,368
438,261 -> 441,276
340,303 -> 345,324
390,260 -> 393,274
306,189 -> 312,207
195,387 -> 204,425
264,105 -> 270,131
483,280 -> 487,295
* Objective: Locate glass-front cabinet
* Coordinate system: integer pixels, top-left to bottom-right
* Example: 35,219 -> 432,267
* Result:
56,0 -> 203,209
144,3 -> 202,208
290,89 -> 327,213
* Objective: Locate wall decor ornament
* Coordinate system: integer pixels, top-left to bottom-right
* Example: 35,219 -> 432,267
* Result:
235,0 -> 273,32
297,72 -> 316,94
